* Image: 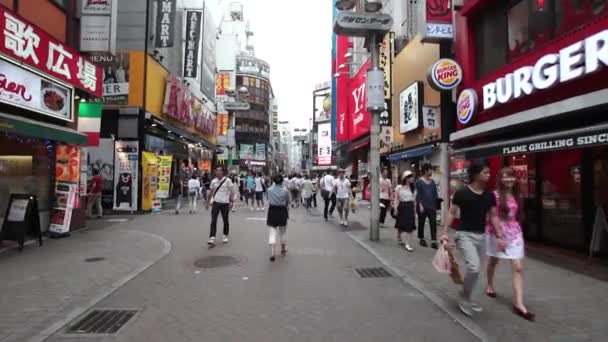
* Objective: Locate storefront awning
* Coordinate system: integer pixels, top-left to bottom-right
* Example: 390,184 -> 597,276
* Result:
347,136 -> 370,152
148,115 -> 216,150
387,145 -> 433,162
0,112 -> 88,145
453,123 -> 608,158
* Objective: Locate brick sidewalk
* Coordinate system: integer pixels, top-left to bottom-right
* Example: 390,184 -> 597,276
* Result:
0,218 -> 171,342
346,208 -> 608,342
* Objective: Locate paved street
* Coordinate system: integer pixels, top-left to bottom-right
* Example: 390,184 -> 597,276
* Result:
348,206 -> 608,342
35,203 -> 473,342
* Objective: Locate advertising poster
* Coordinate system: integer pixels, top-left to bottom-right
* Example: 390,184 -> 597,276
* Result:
255,143 -> 266,161
113,141 -> 139,211
348,59 -> 372,140
88,138 -> 114,208
317,123 -> 332,166
141,152 -> 158,211
49,182 -> 77,234
56,145 -> 81,183
87,52 -> 130,105
157,155 -> 173,199
400,81 -> 423,133
239,144 -> 254,160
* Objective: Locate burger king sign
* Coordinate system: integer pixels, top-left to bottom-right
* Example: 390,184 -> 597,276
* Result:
428,59 -> 463,91
457,89 -> 478,125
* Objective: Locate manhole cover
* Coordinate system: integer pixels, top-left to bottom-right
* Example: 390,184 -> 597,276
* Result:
67,309 -> 138,334
85,257 -> 106,263
194,255 -> 240,269
354,267 -> 393,278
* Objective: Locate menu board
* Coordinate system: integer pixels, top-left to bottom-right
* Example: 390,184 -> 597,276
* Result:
49,182 -> 77,234
157,155 -> 173,199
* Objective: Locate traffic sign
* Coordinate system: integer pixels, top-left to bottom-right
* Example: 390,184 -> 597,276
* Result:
333,12 -> 393,37
223,102 -> 250,111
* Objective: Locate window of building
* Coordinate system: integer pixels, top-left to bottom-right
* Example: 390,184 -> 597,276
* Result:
474,0 -> 608,78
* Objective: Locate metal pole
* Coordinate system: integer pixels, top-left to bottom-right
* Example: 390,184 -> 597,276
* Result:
369,33 -> 381,242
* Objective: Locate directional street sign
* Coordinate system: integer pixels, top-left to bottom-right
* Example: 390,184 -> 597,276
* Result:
223,102 -> 250,111
333,12 -> 393,37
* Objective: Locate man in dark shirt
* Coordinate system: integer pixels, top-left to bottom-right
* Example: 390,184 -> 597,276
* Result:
415,164 -> 439,248
440,161 -> 505,317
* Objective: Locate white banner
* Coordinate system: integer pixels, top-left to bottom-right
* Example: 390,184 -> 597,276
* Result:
399,81 -> 422,133
255,143 -> 266,161
113,141 -> 139,211
80,16 -> 111,52
317,122 -> 332,166
0,58 -> 73,121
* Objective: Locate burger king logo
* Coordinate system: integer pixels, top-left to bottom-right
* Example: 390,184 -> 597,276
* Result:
457,89 -> 478,125
428,59 -> 463,91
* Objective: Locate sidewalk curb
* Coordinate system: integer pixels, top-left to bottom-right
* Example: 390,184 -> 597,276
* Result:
27,230 -> 172,342
347,232 -> 491,342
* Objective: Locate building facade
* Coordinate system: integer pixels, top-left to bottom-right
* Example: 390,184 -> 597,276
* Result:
451,0 -> 608,255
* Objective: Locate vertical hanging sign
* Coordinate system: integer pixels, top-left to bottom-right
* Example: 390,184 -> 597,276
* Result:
183,11 -> 202,78
422,0 -> 454,42
155,0 -> 176,48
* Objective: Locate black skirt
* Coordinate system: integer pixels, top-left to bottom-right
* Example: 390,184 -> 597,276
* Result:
267,205 -> 288,227
395,201 -> 416,233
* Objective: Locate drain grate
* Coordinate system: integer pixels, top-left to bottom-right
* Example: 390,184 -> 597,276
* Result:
84,257 -> 106,263
354,267 -> 393,278
68,309 -> 137,334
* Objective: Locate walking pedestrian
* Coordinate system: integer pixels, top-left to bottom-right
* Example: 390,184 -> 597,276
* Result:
254,172 -> 265,211
440,160 -> 504,317
208,166 -> 235,247
288,174 -> 300,208
393,171 -> 416,251
321,171 -> 336,221
311,174 -> 319,208
301,174 -> 314,210
485,167 -> 535,321
334,169 -> 352,227
230,173 -> 240,212
267,175 -> 290,262
297,174 -> 305,206
245,171 -> 256,211
187,174 -> 201,214
87,169 -> 103,218
175,161 -> 192,215
416,163 -> 440,248
201,171 -> 211,209
379,168 -> 392,227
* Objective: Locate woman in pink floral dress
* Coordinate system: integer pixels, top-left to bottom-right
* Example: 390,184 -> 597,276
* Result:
485,167 -> 535,321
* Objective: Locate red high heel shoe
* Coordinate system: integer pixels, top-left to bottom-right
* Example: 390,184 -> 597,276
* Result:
513,305 -> 535,322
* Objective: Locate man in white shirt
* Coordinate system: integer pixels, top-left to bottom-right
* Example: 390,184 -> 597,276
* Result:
301,174 -> 314,210
334,169 -> 352,226
379,168 -> 393,227
208,166 -> 235,247
254,172 -> 265,211
287,174 -> 300,208
311,174 -> 319,208
187,175 -> 201,214
321,172 -> 336,221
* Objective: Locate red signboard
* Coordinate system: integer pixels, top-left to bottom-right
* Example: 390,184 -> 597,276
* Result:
426,0 -> 453,24
348,59 -> 371,141
335,35 -> 349,141
0,6 -> 103,97
217,113 -> 229,136
216,72 -> 229,95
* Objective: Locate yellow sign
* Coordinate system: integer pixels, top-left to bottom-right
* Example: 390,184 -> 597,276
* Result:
157,155 -> 173,199
141,151 -> 159,210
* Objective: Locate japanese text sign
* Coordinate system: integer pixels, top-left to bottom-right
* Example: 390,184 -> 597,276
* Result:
0,7 -> 103,96
422,0 -> 454,43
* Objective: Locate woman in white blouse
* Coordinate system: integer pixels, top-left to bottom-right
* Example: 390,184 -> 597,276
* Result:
392,170 -> 417,251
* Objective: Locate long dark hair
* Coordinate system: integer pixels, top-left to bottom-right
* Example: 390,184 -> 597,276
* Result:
401,173 -> 415,193
496,167 -> 520,220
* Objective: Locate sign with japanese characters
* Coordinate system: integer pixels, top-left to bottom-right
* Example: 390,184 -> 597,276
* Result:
334,12 -> 393,37
380,32 -> 393,100
0,58 -> 73,121
155,0 -> 176,48
255,143 -> 266,161
80,16 -> 111,52
183,11 -> 201,79
216,72 -> 230,95
422,0 -> 454,43
0,7 -> 103,97
422,105 -> 440,129
81,0 -> 112,15
236,55 -> 270,80
399,81 -> 423,133
379,100 -> 392,127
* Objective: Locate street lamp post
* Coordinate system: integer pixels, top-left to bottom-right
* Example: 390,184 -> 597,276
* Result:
333,0 -> 392,242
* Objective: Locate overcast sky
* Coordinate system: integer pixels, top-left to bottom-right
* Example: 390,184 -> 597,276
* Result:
208,0 -> 333,131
